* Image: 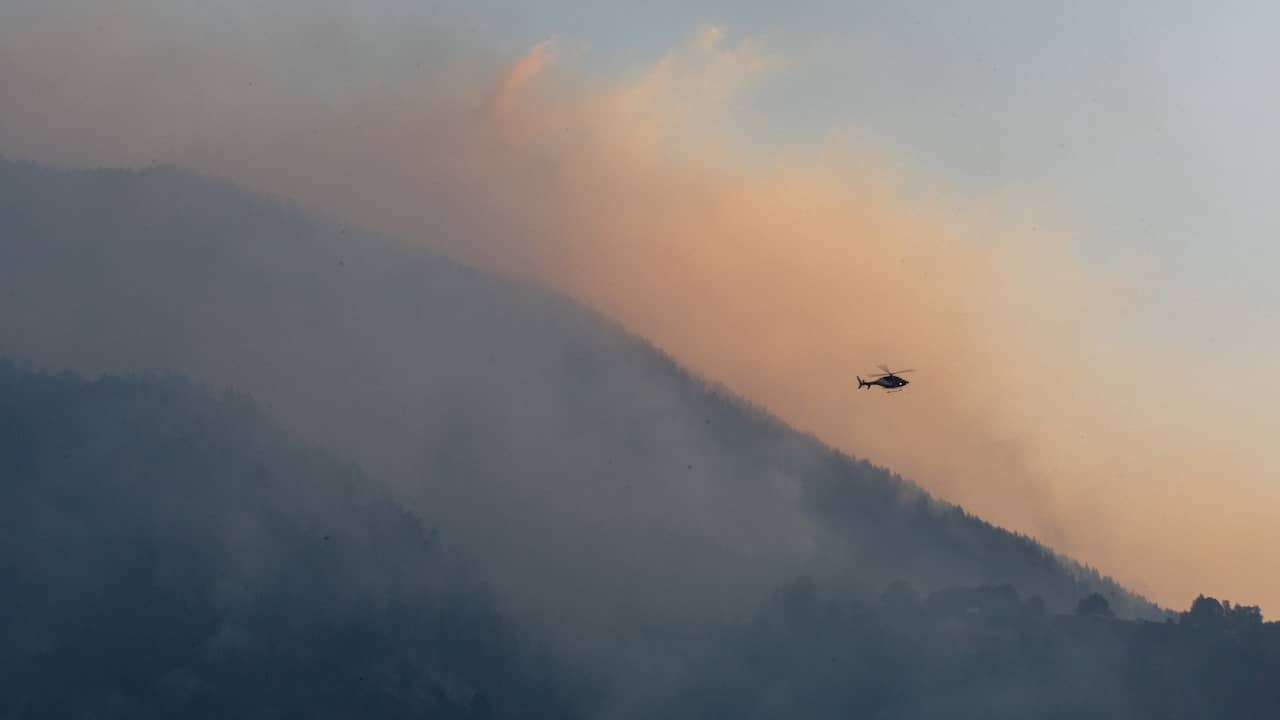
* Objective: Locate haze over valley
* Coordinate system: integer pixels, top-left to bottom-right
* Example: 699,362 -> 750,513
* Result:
3,2 -> 1279,717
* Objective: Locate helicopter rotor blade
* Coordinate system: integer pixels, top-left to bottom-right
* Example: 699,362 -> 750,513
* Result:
868,367 -> 916,377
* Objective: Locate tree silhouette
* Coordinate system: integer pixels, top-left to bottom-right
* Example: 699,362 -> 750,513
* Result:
1076,592 -> 1114,618
1183,594 -> 1226,628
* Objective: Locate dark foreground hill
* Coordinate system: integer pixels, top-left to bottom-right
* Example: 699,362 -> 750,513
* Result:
663,578 -> 1280,719
0,361 -> 583,719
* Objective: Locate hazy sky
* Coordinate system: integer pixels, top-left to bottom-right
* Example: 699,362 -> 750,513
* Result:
446,0 -> 1280,343
2,1 -> 1278,612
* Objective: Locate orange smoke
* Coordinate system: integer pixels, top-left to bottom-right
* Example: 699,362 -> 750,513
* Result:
215,28 -> 1272,614
5,14 -> 1275,613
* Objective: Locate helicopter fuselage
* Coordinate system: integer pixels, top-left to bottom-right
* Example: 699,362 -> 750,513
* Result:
859,375 -> 909,389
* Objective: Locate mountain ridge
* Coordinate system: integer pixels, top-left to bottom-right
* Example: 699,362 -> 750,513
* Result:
0,154 -> 1165,629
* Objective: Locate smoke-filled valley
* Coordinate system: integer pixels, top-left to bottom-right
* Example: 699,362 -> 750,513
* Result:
3,158 -> 1279,718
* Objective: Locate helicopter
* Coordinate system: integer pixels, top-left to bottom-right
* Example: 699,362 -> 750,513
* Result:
858,364 -> 915,393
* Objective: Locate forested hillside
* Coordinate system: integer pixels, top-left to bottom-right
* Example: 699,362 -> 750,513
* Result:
664,578 -> 1280,719
0,362 -> 582,719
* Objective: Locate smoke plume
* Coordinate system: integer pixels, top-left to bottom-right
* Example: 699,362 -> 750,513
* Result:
2,0 -> 1277,614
